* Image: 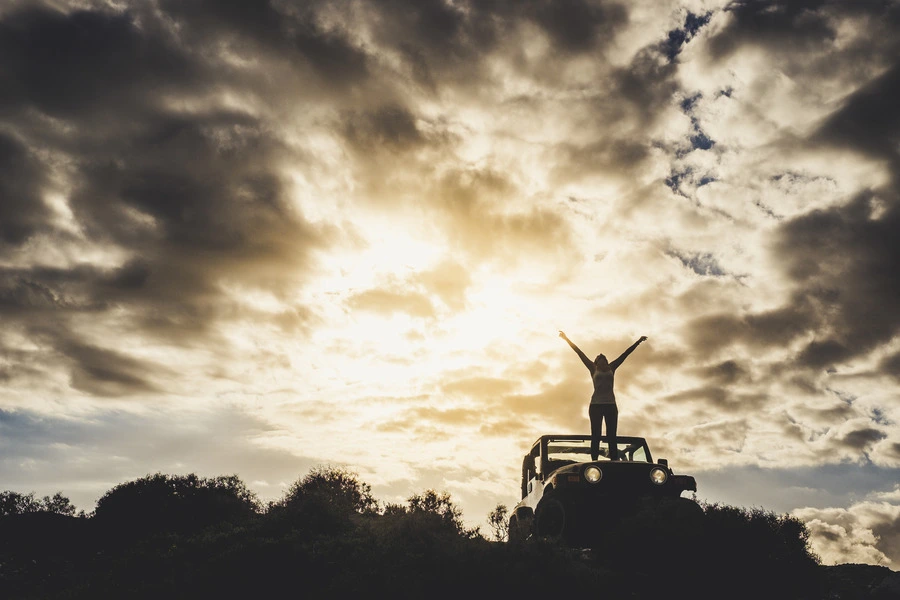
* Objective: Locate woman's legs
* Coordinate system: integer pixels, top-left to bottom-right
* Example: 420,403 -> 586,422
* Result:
589,404 -> 603,460
589,404 -> 619,460
605,404 -> 619,460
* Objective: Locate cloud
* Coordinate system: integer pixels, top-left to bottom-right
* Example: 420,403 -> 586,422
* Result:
0,2 -> 346,399
774,192 -> 900,370
813,60 -> 900,164
704,1 -> 837,62
342,258 -> 473,320
0,133 -> 52,247
794,499 -> 900,567
342,104 -> 426,152
347,287 -> 436,319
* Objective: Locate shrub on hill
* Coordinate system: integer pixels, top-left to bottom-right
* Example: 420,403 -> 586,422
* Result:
92,473 -> 260,540
264,465 -> 378,537
0,491 -> 77,517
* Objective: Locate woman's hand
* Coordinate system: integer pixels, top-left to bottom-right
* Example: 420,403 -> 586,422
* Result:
558,330 -> 567,340
639,335 -> 648,343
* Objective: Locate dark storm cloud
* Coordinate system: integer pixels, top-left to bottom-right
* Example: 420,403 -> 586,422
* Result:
683,197 -> 899,374
156,0 -> 369,87
0,313 -> 168,395
775,193 -> 900,370
0,260 -> 156,315
870,512 -> 900,568
0,1 -> 355,395
682,302 -> 818,355
364,0 -> 628,88
696,360 -> 749,385
888,443 -> 900,461
0,6 -> 199,120
815,62 -> 900,164
526,0 -> 628,53
72,113 -> 301,252
53,337 -> 164,397
840,427 -> 888,452
551,46 -> 680,182
0,271 -> 82,312
611,46 -> 680,121
0,133 -> 51,247
342,104 -> 425,152
880,352 -> 900,380
703,1 -> 900,105
705,0 -> 838,61
661,385 -> 768,414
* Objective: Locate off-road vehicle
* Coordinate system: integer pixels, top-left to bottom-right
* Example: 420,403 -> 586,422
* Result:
508,434 -> 701,546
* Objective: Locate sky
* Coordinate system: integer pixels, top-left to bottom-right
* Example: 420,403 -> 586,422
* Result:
1,0 -> 899,568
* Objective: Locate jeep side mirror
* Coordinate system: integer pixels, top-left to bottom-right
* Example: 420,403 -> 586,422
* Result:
658,458 -> 668,467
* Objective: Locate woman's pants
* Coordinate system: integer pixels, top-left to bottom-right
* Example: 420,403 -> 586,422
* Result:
589,403 -> 618,461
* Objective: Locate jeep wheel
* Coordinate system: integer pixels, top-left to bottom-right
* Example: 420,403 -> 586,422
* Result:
508,515 -> 520,543
535,492 -> 566,538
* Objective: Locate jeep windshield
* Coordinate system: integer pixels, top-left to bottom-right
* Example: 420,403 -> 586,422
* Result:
546,438 -> 651,463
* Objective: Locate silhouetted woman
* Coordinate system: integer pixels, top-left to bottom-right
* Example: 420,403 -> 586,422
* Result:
558,331 -> 647,461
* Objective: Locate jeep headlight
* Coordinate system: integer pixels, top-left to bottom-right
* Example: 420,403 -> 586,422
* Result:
649,467 -> 668,485
584,466 -> 602,483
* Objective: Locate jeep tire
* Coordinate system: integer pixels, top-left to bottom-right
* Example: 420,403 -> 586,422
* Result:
535,491 -> 566,538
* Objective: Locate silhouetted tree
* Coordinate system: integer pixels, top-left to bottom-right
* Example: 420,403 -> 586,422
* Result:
684,502 -> 821,600
407,489 -> 474,536
0,491 -> 77,517
0,491 -> 41,516
40,492 -> 78,517
264,465 -> 378,538
487,503 -> 509,542
276,465 -> 378,515
93,473 -> 260,540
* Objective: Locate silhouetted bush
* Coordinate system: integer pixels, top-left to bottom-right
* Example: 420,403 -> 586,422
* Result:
273,464 -> 378,514
0,491 -> 77,517
92,473 -> 260,541
487,503 -> 509,541
405,489 -> 477,536
586,499 -> 822,599
692,502 -> 822,599
264,465 -> 378,538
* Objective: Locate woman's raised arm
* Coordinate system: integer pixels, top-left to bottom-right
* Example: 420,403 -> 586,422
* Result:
559,331 -> 594,372
609,336 -> 647,370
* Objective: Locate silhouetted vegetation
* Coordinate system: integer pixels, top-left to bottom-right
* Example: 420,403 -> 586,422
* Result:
0,491 -> 78,517
0,468 -> 894,600
93,473 -> 260,543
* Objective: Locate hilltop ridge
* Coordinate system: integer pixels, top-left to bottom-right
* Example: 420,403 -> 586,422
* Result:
1,467 -> 896,600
